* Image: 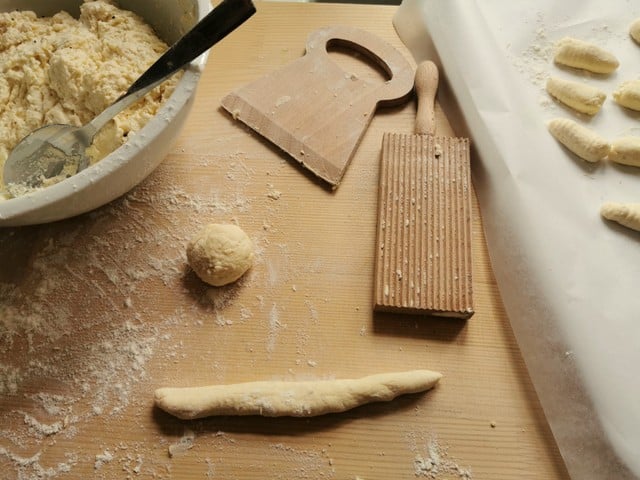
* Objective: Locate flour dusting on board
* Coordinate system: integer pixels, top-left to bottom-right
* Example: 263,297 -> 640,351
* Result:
0,156 -> 289,477
407,433 -> 472,479
269,442 -> 336,479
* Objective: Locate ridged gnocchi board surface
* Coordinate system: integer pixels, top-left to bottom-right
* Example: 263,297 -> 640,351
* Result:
373,132 -> 474,318
374,61 -> 474,318
221,26 -> 414,188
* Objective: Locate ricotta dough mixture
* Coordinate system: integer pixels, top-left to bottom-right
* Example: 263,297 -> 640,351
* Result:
0,0 -> 179,199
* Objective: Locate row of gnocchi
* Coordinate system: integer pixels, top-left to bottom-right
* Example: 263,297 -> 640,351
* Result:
546,76 -> 640,116
548,31 -> 640,116
545,19 -> 640,233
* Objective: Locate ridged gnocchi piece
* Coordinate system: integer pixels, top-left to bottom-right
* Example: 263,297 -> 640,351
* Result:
546,76 -> 606,115
547,118 -> 610,162
612,80 -> 640,111
609,137 -> 640,167
553,37 -> 619,74
601,202 -> 640,232
630,18 -> 640,45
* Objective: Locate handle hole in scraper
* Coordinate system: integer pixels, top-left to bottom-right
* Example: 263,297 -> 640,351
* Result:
327,39 -> 392,85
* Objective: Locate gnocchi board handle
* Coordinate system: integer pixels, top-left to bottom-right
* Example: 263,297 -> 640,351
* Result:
305,25 -> 415,107
414,61 -> 438,135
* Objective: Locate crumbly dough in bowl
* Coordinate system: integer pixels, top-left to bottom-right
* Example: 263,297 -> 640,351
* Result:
0,0 -> 180,199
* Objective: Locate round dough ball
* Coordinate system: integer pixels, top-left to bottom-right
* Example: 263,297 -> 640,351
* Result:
187,223 -> 254,287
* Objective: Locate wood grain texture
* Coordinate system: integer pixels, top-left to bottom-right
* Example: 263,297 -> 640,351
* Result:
374,61 -> 473,318
221,25 -> 414,187
0,2 -> 570,479
374,133 -> 473,318
414,60 -> 438,135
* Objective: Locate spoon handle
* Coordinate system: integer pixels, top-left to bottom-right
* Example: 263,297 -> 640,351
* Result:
85,0 -> 256,137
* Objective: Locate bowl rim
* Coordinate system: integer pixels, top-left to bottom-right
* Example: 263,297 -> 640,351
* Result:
0,0 -> 211,225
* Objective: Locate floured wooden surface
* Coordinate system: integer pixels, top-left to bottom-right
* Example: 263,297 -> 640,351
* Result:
0,2 -> 568,479
221,25 -> 414,188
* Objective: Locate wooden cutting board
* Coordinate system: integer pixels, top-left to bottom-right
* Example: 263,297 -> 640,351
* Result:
0,3 -> 569,479
221,25 -> 414,188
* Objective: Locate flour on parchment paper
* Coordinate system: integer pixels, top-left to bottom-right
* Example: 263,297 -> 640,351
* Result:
94,449 -> 115,470
509,17 -> 555,89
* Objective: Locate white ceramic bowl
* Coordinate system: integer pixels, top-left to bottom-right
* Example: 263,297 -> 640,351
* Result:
0,0 -> 211,226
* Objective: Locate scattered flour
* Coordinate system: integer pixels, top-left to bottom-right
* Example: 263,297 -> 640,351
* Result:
0,91 -> 428,480
0,363 -> 21,395
267,183 -> 283,200
0,169 -> 270,477
266,303 -> 285,353
269,443 -> 335,479
21,412 -> 66,438
412,437 -> 472,479
275,95 -> 292,107
509,17 -> 554,88
94,449 -> 114,470
0,447 -> 77,478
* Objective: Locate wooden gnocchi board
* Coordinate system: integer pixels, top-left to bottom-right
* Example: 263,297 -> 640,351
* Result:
374,61 -> 474,318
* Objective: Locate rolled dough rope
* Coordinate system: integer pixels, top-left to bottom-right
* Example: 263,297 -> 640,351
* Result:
154,370 -> 442,419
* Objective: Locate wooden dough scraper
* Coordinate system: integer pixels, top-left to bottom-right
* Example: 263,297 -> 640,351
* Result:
373,61 -> 474,319
220,26 -> 414,188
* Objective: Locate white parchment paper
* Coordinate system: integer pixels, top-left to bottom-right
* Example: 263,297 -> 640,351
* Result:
393,1 -> 640,478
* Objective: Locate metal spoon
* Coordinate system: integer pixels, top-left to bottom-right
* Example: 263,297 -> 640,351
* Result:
3,0 -> 255,190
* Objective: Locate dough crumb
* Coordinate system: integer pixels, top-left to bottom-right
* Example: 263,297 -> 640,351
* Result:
266,187 -> 282,200
168,428 -> 195,458
94,450 -> 114,470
